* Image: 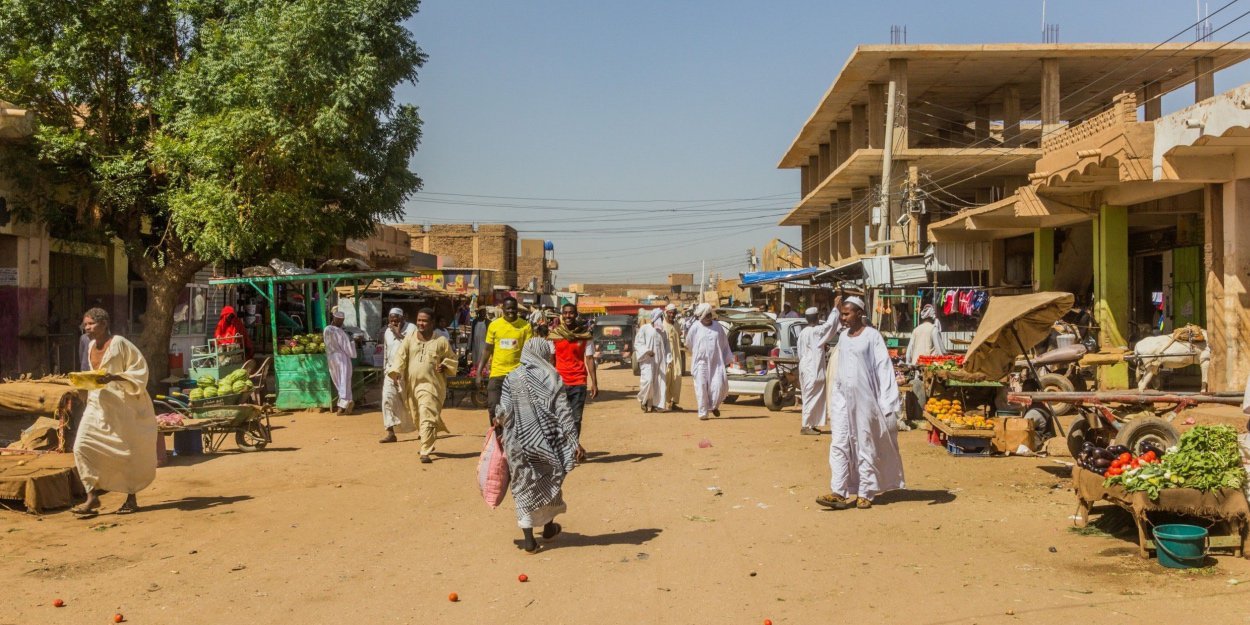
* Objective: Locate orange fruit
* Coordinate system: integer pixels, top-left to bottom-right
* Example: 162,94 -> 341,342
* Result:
449,592 -> 459,602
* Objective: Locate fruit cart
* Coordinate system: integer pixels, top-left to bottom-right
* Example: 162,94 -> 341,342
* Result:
155,393 -> 273,453
209,271 -> 414,410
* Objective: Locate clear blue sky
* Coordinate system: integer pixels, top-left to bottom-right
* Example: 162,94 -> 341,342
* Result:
398,0 -> 1250,287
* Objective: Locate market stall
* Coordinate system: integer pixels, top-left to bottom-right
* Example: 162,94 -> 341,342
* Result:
920,292 -> 1076,456
1071,425 -> 1250,562
0,378 -> 88,512
209,271 -> 412,410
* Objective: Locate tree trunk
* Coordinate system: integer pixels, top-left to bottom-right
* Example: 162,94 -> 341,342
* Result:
130,253 -> 206,390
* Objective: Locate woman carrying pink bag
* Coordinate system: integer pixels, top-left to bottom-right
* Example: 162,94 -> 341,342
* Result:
491,339 -> 579,554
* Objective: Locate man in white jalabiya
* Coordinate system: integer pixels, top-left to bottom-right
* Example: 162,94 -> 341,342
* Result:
379,308 -> 417,443
324,309 -> 357,414
905,304 -> 945,365
817,296 -> 905,511
684,303 -> 733,421
633,308 -> 668,413
71,308 -> 157,517
662,304 -> 685,411
796,297 -> 842,436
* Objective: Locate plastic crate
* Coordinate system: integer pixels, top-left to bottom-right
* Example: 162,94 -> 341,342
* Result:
946,436 -> 992,457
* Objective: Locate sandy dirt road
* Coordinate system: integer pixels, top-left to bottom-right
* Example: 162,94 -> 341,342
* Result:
4,366 -> 1250,625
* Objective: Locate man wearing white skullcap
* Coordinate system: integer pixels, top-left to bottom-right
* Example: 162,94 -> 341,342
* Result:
905,304 -> 945,365
796,296 -> 843,435
662,304 -> 685,410
817,295 -> 905,510
388,308 -> 457,462
684,303 -> 733,419
324,307 -> 357,414
379,308 -> 418,443
633,308 -> 668,412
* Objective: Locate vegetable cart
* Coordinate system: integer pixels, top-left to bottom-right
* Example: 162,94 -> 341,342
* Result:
1072,466 -> 1249,559
209,271 -> 413,410
154,394 -> 273,453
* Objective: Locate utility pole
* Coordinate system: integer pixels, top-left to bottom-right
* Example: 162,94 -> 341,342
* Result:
699,260 -> 706,304
875,79 -> 898,246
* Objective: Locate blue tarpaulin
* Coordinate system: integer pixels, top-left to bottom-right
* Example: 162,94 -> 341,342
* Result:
739,268 -> 820,286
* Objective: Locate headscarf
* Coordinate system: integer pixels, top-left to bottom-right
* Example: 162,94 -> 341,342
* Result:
388,307 -> 404,317
551,315 -> 592,341
213,306 -> 253,358
694,303 -> 713,320
920,304 -> 936,320
499,339 -> 577,516
650,307 -> 664,328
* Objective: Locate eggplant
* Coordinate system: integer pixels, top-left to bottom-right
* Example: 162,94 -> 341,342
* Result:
1092,458 -> 1111,468
1107,445 -> 1130,456
1141,442 -> 1165,458
1093,448 -> 1116,461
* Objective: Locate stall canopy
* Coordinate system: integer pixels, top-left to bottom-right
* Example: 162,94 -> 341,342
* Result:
739,268 -> 820,287
812,255 -> 927,287
962,291 -> 1075,379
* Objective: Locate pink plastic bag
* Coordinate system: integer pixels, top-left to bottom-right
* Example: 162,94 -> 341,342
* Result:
478,428 -> 510,508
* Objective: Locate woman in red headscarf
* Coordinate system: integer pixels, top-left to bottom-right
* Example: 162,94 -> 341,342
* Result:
214,306 -> 253,359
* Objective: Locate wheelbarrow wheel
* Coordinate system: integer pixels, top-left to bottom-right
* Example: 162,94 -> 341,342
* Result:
1038,373 -> 1076,416
763,379 -> 784,412
235,422 -> 270,452
1113,415 -> 1179,456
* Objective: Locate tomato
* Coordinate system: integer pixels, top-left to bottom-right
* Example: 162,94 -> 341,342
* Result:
1130,459 -> 1140,469
1106,467 -> 1122,477
448,592 -> 459,602
518,574 -> 528,582
1142,451 -> 1157,462
113,615 -> 124,623
1117,453 -> 1132,465
52,599 -> 64,608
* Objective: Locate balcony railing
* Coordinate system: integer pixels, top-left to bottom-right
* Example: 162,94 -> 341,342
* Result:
1041,92 -> 1137,153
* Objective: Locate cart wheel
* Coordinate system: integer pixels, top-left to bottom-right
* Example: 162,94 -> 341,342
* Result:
1113,415 -> 1179,456
235,422 -> 270,452
1038,373 -> 1076,416
471,387 -> 488,408
724,394 -> 738,404
1065,416 -> 1114,458
763,379 -> 783,412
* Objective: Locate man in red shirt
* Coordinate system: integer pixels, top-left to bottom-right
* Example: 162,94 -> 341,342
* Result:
551,303 -> 597,462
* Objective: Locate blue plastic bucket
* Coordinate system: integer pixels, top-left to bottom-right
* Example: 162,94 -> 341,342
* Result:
1152,524 -> 1208,569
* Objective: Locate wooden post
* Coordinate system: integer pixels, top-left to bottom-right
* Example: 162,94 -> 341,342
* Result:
1205,183 -> 1228,390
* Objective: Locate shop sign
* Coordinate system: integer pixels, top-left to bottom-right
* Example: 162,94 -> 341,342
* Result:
405,270 -> 479,294
0,267 -> 17,286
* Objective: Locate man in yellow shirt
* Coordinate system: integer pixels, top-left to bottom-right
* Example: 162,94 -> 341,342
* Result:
480,296 -> 532,424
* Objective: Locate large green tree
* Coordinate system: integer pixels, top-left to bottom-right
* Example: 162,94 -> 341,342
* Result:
0,0 -> 425,382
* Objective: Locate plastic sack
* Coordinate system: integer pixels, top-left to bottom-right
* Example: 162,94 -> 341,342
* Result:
478,428 -> 510,509
269,258 -> 315,276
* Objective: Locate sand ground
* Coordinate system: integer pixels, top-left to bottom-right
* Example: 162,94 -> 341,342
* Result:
4,366 -> 1250,625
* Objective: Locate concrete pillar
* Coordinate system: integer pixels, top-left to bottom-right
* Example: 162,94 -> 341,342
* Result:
825,209 -> 835,265
850,104 -> 868,150
889,58 -> 910,149
1094,204 -> 1130,388
990,239 -> 1006,287
808,155 -> 820,192
1204,184 -> 1229,389
1195,57 -> 1215,102
800,165 -> 810,197
868,83 -> 886,149
815,213 -> 828,265
835,122 -> 851,166
1003,84 -> 1021,147
850,188 -> 868,256
1218,179 -> 1250,390
1034,228 -> 1055,291
818,142 -> 831,180
974,103 -> 991,142
1040,58 -> 1061,135
801,223 -> 813,266
1142,82 -> 1162,121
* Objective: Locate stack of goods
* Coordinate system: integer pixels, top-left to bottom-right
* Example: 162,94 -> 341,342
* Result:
923,397 -> 993,430
187,369 -> 255,402
278,333 -> 325,355
917,354 -> 965,367
1079,426 -> 1246,500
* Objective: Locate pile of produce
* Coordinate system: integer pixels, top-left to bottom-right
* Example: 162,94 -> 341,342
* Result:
278,333 -> 325,355
917,354 -> 964,367
1085,425 -> 1247,500
923,397 -> 993,430
187,369 -> 255,401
